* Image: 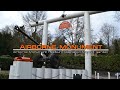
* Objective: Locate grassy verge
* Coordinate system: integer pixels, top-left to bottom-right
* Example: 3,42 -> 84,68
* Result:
0,70 -> 9,79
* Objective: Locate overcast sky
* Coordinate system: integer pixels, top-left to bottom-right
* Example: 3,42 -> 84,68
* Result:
0,11 -> 119,40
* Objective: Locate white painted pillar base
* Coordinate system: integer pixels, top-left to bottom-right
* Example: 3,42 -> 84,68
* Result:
44,68 -> 52,79
9,65 -> 15,79
82,70 -> 88,79
9,61 -> 33,79
36,68 -> 44,79
66,69 -> 72,79
52,69 -> 59,79
59,69 -> 66,79
32,68 -> 37,79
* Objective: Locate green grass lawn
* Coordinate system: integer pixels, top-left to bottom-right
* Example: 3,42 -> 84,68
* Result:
0,70 -> 9,79
0,70 -> 9,74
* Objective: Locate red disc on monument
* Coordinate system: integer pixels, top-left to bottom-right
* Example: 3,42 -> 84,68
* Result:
59,21 -> 72,30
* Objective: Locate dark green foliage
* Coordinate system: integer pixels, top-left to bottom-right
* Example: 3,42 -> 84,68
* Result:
0,73 -> 9,79
60,54 -> 84,69
60,54 -> 120,72
0,31 -> 13,56
92,55 -> 120,72
0,57 -> 13,70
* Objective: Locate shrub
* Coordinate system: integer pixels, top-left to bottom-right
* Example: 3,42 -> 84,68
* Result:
0,57 -> 13,70
92,55 -> 120,72
0,73 -> 9,79
59,54 -> 120,72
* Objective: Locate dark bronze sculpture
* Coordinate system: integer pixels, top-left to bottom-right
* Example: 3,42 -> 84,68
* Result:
14,25 -> 61,68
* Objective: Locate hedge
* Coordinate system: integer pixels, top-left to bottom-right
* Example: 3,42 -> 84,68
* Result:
60,54 -> 120,72
92,55 -> 120,72
0,57 -> 14,70
0,54 -> 120,72
0,73 -> 9,79
60,54 -> 84,69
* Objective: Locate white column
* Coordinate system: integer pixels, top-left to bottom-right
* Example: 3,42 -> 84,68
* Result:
74,27 -> 77,56
108,72 -> 110,79
97,73 -> 99,79
84,11 -> 92,79
42,21 -> 48,45
41,21 -> 48,56
117,73 -> 119,79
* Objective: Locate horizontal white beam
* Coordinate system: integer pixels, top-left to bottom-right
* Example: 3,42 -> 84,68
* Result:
13,49 -> 109,51
13,49 -> 109,52
30,11 -> 106,27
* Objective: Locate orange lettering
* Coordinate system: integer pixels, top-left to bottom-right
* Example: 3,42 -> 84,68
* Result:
42,45 -> 47,49
51,45 -> 56,49
37,45 -> 41,49
92,45 -> 98,49
26,45 -> 31,49
86,45 -> 92,49
32,45 -> 37,49
81,45 -> 85,49
70,45 -> 78,49
20,45 -> 25,49
59,45 -> 68,49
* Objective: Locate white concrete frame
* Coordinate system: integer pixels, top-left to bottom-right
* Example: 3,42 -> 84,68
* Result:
30,11 -> 106,79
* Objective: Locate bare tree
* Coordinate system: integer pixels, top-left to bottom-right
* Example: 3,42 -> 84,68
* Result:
22,11 -> 47,40
55,17 -> 84,45
100,23 -> 117,48
114,11 -> 120,22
